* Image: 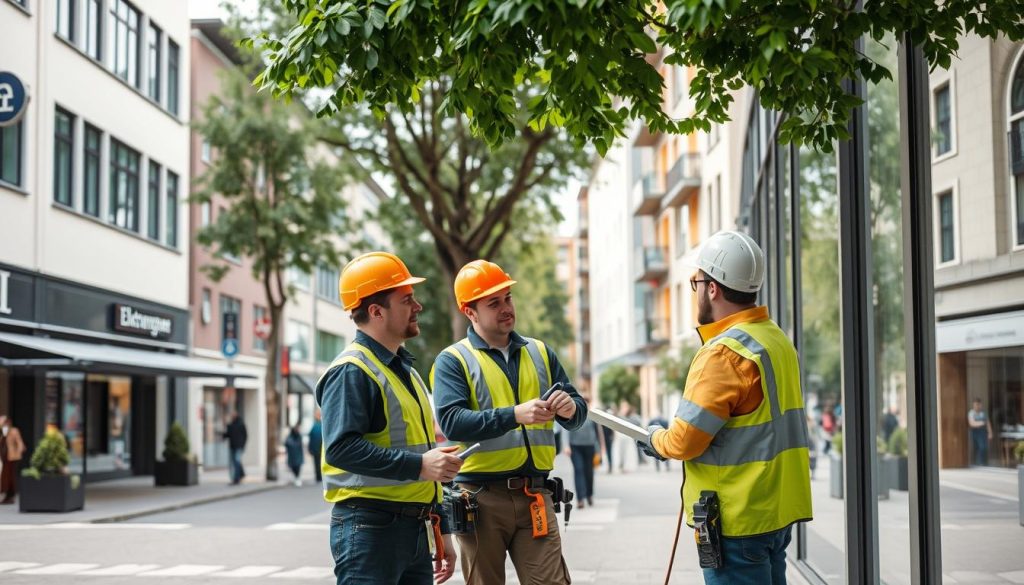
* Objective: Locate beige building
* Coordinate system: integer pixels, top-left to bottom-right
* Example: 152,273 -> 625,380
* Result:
931,37 -> 1024,469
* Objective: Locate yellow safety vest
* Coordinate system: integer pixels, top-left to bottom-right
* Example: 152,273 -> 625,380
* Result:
681,320 -> 813,537
433,337 -> 556,474
318,342 -> 439,505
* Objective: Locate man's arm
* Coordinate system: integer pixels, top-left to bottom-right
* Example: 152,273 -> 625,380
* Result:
317,365 -> 422,480
546,346 -> 587,431
432,352 -> 518,442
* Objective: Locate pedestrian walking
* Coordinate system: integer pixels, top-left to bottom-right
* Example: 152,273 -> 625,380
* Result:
285,425 -> 304,486
0,415 -> 26,504
968,398 -> 993,466
317,252 -> 460,585
308,409 -> 323,483
638,231 -> 813,585
565,398 -> 603,508
223,413 -> 247,485
431,259 -> 587,585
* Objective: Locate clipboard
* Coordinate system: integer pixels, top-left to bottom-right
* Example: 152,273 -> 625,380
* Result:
588,408 -> 650,441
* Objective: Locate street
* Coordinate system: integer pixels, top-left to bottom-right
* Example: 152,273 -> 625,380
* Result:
1,455 -> 1022,584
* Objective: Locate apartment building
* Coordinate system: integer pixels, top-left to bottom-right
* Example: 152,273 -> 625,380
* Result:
553,235 -> 582,395
0,0 -> 246,482
574,187 -> 592,397
931,36 -> 1024,469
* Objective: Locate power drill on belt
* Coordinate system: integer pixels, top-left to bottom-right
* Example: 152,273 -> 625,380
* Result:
693,490 -> 723,569
545,477 -> 574,527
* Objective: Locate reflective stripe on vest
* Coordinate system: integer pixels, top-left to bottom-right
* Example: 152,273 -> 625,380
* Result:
681,321 -> 813,537
442,337 -> 555,473
319,343 -> 438,504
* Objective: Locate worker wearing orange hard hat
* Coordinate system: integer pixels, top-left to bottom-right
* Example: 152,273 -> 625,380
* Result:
316,251 -> 462,585
430,259 -> 586,585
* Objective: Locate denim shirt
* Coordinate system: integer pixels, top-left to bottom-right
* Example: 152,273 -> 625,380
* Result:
432,326 -> 587,482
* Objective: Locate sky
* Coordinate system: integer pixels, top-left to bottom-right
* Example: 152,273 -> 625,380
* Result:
188,0 -> 580,238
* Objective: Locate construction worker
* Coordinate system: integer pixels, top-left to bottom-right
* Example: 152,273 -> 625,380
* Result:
637,231 -> 813,585
316,252 -> 462,585
431,259 -> 587,585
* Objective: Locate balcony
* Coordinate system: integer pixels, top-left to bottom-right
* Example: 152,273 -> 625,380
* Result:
662,152 -> 702,208
634,246 -> 668,282
635,317 -> 670,349
1011,124 -> 1024,175
632,173 -> 664,216
578,213 -> 589,238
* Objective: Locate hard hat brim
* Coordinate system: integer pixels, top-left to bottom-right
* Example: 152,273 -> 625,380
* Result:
461,280 -> 517,306
344,275 -> 426,310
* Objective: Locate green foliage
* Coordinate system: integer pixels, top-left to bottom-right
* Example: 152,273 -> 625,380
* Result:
598,365 -> 640,409
28,430 -> 70,475
831,430 -> 843,456
162,422 -> 191,462
887,427 -> 908,457
1014,441 -> 1024,465
658,342 -> 699,395
255,0 -> 1024,153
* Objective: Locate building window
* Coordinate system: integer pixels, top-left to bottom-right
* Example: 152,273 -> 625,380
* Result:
286,320 -> 311,362
56,0 -> 76,42
672,65 -> 685,107
676,204 -> 690,257
220,294 -> 241,346
201,288 -> 212,324
288,267 -> 311,291
83,123 -> 102,217
934,82 -> 952,156
0,120 -> 23,188
317,265 -> 340,303
938,191 -> 955,263
109,138 -> 140,231
54,107 -> 75,207
110,0 -> 140,88
147,161 -> 161,240
167,40 -> 180,116
253,305 -> 268,352
165,171 -> 178,247
201,139 -> 211,163
147,22 -> 161,102
1011,54 -> 1024,247
316,330 -> 345,364
85,0 -> 102,60
200,201 -> 211,227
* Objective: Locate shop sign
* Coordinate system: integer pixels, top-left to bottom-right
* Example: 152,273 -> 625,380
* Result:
936,310 -> 1024,353
0,72 -> 28,127
111,303 -> 174,339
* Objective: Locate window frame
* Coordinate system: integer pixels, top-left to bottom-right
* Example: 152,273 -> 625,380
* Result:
54,106 -> 76,207
146,21 -> 162,103
85,0 -> 102,61
315,330 -> 345,364
253,305 -> 268,353
108,137 -> 141,232
0,119 -> 25,189
83,122 -> 102,217
1008,47 -> 1024,251
109,0 -> 141,89
55,0 -> 76,42
933,183 -> 960,267
146,159 -> 161,240
167,39 -> 180,116
165,170 -> 178,247
219,294 -> 242,348
931,72 -> 957,162
286,320 -> 312,363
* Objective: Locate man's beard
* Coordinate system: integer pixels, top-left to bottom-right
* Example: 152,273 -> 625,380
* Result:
697,288 -> 713,325
403,320 -> 420,339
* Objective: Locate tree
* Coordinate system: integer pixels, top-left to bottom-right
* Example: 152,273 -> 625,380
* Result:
237,2 -> 589,341
598,365 -> 640,410
658,342 -> 698,396
255,1 -> 1023,154
193,71 -> 352,481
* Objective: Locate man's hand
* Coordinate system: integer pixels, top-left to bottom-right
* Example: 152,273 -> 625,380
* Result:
637,424 -> 667,462
545,390 -> 577,419
514,399 -> 556,425
419,446 -> 463,483
434,534 -> 457,583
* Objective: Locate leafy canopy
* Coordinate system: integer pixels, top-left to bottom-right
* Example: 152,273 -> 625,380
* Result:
598,364 -> 640,409
254,0 -> 1024,153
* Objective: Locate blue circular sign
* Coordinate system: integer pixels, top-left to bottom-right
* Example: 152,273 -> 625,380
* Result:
222,338 -> 239,359
0,72 -> 28,127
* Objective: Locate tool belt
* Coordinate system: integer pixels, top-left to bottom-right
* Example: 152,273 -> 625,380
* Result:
467,475 -> 547,490
338,499 -> 433,520
693,490 -> 723,569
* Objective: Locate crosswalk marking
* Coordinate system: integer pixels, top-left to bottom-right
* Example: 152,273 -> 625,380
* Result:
78,564 -> 162,576
265,523 -> 327,531
16,563 -> 100,575
0,562 -> 40,573
270,566 -> 334,579
138,564 -> 226,577
210,566 -> 286,578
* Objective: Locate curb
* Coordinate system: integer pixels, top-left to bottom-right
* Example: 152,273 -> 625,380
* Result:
90,482 -> 288,524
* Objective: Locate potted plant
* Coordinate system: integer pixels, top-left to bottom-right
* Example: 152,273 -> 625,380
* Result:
19,429 -> 84,513
1015,441 -> 1024,527
876,435 -> 890,500
829,431 -> 843,499
886,427 -> 909,491
154,422 -> 198,486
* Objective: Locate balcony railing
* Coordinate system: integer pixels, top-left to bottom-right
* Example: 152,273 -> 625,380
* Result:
663,152 -> 702,208
632,173 -> 664,216
635,317 -> 670,348
634,246 -> 668,282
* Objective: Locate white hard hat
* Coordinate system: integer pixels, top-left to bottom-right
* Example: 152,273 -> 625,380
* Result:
692,230 -> 765,292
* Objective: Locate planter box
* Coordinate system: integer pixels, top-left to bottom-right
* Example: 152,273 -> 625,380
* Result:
19,475 -> 84,513
154,460 -> 198,487
876,457 -> 890,500
889,455 -> 909,491
1019,465 -> 1023,527
830,453 -> 843,499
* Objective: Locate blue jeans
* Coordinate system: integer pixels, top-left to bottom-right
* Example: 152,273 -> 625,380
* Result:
229,448 -> 245,484
570,444 -> 596,502
329,504 -> 433,585
971,430 -> 988,466
702,525 -> 793,585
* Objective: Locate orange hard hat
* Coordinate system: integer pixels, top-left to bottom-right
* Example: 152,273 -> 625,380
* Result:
454,259 -> 517,310
339,252 -> 425,310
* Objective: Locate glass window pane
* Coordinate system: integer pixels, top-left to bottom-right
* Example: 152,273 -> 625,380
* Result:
167,41 -> 179,115
1011,59 -> 1024,115
147,23 -> 161,101
165,171 -> 178,247
54,108 -> 75,207
84,125 -> 101,216
935,85 -> 951,155
148,161 -> 160,239
86,0 -> 102,60
1,121 -> 23,187
286,320 -> 310,362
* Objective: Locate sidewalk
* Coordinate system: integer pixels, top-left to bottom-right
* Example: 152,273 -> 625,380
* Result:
0,468 -> 285,526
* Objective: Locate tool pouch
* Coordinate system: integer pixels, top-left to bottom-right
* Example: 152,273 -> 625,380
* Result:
441,486 -> 478,535
693,490 -> 724,569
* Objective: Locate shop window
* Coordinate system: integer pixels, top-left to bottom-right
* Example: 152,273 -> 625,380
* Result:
286,320 -> 311,362
109,138 -> 140,231
316,330 -> 345,364
54,107 -> 75,207
83,123 -> 101,216
146,22 -> 161,103
0,120 -> 23,188
109,0 -> 140,88
165,170 -> 178,247
147,160 -> 161,240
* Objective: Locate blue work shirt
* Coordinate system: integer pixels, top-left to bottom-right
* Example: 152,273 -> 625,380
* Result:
432,326 -> 587,483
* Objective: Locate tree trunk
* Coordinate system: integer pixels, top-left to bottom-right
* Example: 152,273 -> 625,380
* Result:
437,242 -> 470,342
264,304 -> 283,482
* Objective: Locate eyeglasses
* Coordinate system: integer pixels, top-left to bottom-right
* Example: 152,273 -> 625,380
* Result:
689,277 -> 712,292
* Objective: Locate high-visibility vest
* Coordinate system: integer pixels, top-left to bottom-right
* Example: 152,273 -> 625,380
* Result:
681,320 -> 813,537
433,337 -> 556,474
319,342 -> 439,505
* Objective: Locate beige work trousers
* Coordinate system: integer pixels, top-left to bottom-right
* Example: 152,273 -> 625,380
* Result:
456,482 -> 571,585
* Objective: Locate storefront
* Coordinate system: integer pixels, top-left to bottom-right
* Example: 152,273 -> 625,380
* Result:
0,262 -> 251,482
